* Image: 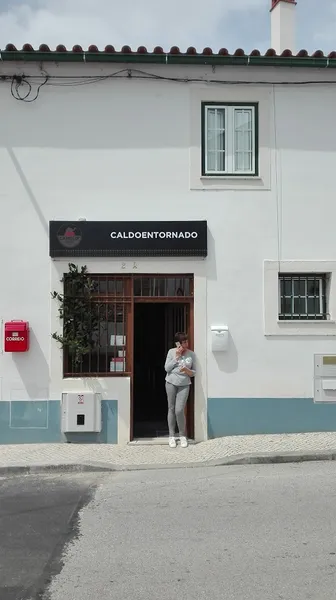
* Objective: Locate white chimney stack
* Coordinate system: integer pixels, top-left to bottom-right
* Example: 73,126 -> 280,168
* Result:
270,0 -> 297,54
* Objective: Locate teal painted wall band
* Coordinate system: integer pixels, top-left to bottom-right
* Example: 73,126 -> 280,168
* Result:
0,400 -> 118,444
208,397 -> 336,438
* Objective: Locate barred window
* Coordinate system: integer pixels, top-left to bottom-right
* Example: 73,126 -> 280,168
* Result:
278,274 -> 328,321
64,276 -> 131,377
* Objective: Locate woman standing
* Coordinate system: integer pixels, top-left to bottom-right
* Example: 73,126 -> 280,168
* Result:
164,332 -> 196,448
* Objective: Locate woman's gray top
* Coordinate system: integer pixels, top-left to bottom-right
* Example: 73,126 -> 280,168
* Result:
164,348 -> 196,386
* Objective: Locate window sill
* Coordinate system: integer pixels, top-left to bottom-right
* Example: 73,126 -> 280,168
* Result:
277,320 -> 336,324
265,319 -> 336,336
190,174 -> 270,191
201,175 -> 262,181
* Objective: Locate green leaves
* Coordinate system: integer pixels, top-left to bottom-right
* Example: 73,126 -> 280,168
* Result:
51,263 -> 99,369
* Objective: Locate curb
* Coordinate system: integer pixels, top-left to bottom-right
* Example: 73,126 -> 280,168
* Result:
1,449 -> 336,476
0,463 -> 115,476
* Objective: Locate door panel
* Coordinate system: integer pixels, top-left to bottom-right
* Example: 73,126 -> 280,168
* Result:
164,303 -> 194,439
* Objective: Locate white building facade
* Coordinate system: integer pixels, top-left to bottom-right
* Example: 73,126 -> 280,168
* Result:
2,5 -> 336,444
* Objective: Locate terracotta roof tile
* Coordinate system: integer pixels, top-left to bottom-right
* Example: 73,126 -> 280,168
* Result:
1,44 -> 334,58
1,45 -> 336,67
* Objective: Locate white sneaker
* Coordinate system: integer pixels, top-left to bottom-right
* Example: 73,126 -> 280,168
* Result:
180,436 -> 188,448
169,437 -> 177,448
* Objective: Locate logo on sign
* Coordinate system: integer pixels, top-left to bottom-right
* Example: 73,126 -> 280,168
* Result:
57,224 -> 82,249
78,394 -> 84,404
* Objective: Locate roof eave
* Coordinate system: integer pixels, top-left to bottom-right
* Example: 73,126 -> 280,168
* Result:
1,51 -> 336,68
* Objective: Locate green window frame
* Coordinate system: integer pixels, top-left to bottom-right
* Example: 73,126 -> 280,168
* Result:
201,102 -> 259,177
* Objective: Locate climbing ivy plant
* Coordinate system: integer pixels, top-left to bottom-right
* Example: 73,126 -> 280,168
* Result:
51,263 -> 99,367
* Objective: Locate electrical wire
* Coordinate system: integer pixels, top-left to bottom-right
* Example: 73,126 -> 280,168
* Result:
44,75 -> 336,87
10,74 -> 49,102
11,77 -> 31,100
6,67 -> 336,102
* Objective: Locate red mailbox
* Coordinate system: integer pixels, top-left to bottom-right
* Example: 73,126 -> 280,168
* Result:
4,321 -> 29,352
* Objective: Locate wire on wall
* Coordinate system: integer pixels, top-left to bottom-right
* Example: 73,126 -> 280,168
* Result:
3,67 -> 336,103
10,74 -> 49,102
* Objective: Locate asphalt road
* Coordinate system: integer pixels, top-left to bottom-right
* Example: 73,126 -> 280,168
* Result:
42,462 -> 336,600
2,463 -> 336,599
0,472 -> 100,600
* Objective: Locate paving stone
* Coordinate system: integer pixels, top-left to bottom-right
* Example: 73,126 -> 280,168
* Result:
0,432 -> 336,468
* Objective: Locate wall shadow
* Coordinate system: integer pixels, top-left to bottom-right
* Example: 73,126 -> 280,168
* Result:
212,333 -> 238,374
12,330 -> 50,399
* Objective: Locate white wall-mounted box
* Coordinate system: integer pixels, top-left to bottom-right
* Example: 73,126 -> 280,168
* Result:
210,325 -> 229,352
61,392 -> 102,432
314,355 -> 336,403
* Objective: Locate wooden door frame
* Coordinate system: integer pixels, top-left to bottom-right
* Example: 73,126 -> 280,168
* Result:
130,275 -> 194,441
186,299 -> 195,440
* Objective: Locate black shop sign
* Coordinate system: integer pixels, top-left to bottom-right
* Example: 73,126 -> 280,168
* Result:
49,221 -> 208,258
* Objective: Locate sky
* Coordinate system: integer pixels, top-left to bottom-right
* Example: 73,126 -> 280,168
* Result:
0,0 -> 335,53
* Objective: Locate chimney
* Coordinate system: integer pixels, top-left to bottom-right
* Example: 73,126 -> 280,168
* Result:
270,0 -> 297,55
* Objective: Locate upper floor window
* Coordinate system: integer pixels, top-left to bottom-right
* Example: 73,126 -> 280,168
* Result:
278,274 -> 328,321
202,103 -> 258,177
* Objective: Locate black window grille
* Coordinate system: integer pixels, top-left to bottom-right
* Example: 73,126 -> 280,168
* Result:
63,275 -> 131,377
133,276 -> 193,297
279,274 -> 328,321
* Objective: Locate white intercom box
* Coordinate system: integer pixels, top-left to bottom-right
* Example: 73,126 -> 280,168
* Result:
61,392 -> 102,432
314,355 -> 336,403
210,325 -> 229,352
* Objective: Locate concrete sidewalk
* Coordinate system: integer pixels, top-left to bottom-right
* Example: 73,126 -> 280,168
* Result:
1,431 -> 336,474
